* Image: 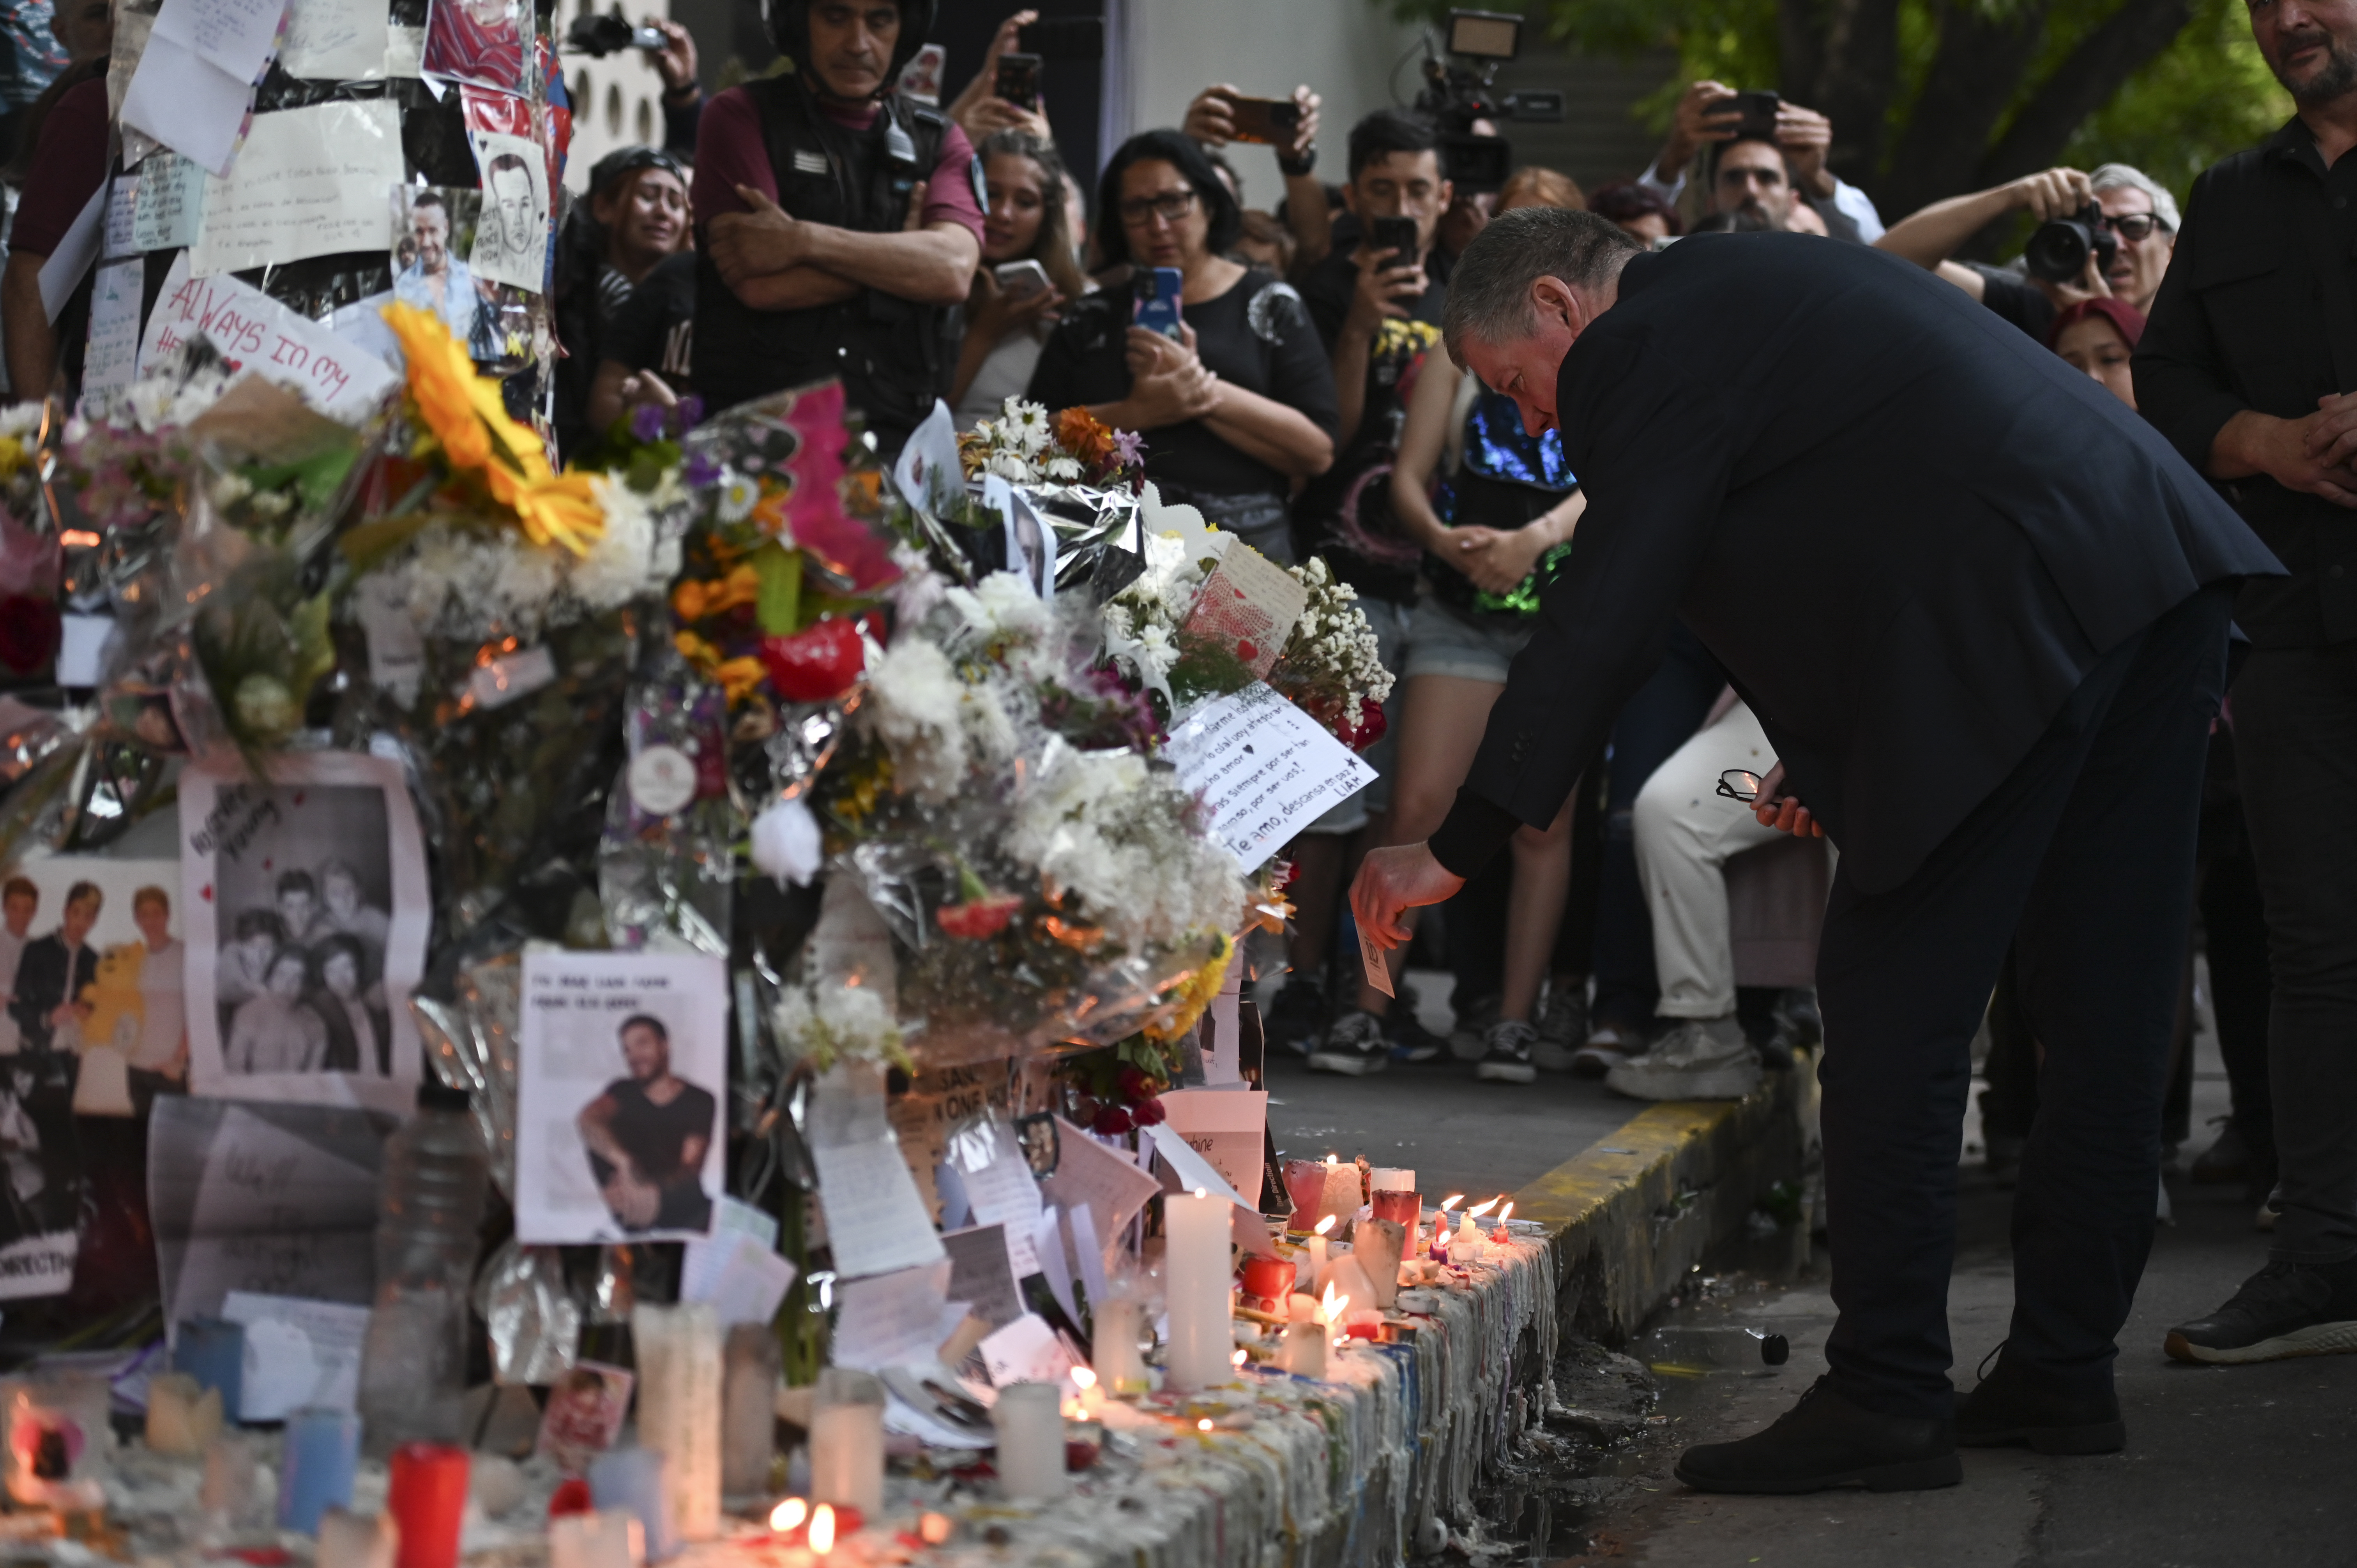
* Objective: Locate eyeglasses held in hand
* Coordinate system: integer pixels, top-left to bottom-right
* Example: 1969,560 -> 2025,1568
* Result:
1716,769 -> 1767,804
1118,190 -> 1198,227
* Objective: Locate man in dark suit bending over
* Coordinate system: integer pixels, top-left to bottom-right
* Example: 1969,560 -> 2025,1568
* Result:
1353,209 -> 2281,1492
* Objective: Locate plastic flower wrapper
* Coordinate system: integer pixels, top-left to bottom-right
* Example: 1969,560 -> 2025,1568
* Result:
597,659 -> 736,955
958,398 -> 1143,491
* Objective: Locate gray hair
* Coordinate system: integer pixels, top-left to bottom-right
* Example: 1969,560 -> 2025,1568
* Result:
2088,163 -> 2180,233
1441,206 -> 1645,360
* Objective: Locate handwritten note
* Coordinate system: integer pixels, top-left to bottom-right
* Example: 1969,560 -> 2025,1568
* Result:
1145,1122 -> 1255,1212
940,1224 -> 1024,1330
811,1135 -> 947,1281
119,31 -> 255,177
141,251 -> 399,420
1036,1119 -> 1160,1261
281,0 -> 389,78
83,260 -> 143,399
189,100 -> 401,276
1164,682 -> 1380,871
134,152 -> 207,251
150,0 -> 290,83
102,175 -> 139,260
948,1124 -> 1043,1278
830,1261 -> 958,1372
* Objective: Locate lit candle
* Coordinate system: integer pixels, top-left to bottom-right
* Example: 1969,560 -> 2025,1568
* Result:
1280,1292 -> 1325,1379
1092,1298 -> 1150,1395
315,1508 -> 399,1568
279,1406 -> 362,1534
808,1367 -> 886,1517
918,1511 -> 954,1545
548,1508 -> 637,1568
809,1503 -> 839,1555
1069,1364 -> 1103,1418
632,1304 -> 723,1542
143,1371 -> 221,1457
1317,1155 -> 1360,1225
1491,1200 -> 1515,1245
721,1323 -> 781,1505
173,1317 -> 245,1423
769,1497 -> 809,1534
589,1447 -> 678,1562
992,1382 -> 1067,1502
386,1443 -> 470,1568
1304,1213 -> 1336,1291
1458,1198 -> 1499,1264
1161,1189 -> 1235,1391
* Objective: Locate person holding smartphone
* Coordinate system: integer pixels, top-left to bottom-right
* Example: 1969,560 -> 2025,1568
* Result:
1027,129 -> 1337,559
951,130 -> 1088,429
945,9 -> 1052,144
1638,79 -> 1883,241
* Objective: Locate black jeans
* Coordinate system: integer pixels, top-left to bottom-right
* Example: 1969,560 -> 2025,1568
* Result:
1817,586 -> 2230,1420
2227,643 -> 2357,1265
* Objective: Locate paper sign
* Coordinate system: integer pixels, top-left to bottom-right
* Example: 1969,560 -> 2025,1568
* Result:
134,153 -> 207,251
120,32 -> 254,178
831,1261 -> 957,1372
1037,1119 -> 1160,1260
940,1224 -> 1024,1331
1359,924 -> 1394,999
979,1312 -> 1074,1388
1033,1206 -> 1080,1325
1144,1122 -> 1255,1212
811,1135 -> 948,1280
151,0 -> 291,85
891,399 -> 962,519
81,263 -> 142,400
102,177 -> 139,260
36,184 -> 104,324
948,1123 -> 1043,1278
281,0 -> 390,78
468,129 -> 549,294
139,252 -> 399,420
189,100 -> 403,276
1181,542 -> 1305,680
219,1291 -> 372,1420
1165,682 -> 1381,871
680,1231 -> 797,1328
679,1194 -> 778,1289
1157,1089 -> 1269,1211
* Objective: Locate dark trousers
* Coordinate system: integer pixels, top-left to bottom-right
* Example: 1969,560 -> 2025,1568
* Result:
2228,643 -> 2357,1265
1817,586 -> 2230,1420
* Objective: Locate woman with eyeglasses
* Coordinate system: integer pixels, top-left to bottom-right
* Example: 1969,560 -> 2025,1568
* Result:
1028,129 -> 1337,561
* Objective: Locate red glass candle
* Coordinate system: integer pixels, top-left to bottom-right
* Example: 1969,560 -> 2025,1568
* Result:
387,1443 -> 471,1568
1371,1189 -> 1421,1227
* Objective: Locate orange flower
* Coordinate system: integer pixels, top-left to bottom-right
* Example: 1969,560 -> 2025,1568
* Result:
672,564 -> 762,624
714,657 -> 767,704
1056,406 -> 1114,464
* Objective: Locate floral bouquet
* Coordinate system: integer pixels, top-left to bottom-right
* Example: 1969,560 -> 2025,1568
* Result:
958,399 -> 1142,489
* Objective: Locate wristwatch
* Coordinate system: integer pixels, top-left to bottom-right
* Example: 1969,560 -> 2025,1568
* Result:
1276,145 -> 1317,178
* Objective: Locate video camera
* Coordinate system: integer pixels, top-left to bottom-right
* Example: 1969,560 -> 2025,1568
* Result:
564,11 -> 665,56
1413,9 -> 1564,194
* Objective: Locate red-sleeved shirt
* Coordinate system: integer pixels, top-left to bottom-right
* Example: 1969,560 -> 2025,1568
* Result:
691,85 -> 984,244
11,76 -> 109,257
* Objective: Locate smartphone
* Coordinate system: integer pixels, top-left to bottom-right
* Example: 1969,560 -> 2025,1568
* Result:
994,51 -> 1042,110
993,259 -> 1051,300
1720,88 -> 1780,143
1368,215 -> 1420,264
1226,95 -> 1304,146
1134,267 -> 1185,339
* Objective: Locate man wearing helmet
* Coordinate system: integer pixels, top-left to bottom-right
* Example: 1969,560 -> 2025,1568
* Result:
692,0 -> 985,454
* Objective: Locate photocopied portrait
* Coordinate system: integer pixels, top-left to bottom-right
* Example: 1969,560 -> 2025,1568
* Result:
513,951 -> 727,1245
178,754 -> 429,1118
468,132 -> 549,295
389,185 -> 488,356
420,0 -> 525,94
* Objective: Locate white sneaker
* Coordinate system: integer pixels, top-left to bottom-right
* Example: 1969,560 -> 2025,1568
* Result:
1604,1017 -> 1761,1101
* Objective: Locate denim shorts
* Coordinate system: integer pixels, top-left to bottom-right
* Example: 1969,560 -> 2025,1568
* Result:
1401,597 -> 1535,685
1301,595 -> 1412,835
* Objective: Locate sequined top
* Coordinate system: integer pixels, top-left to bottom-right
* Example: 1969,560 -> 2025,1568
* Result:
1428,386 -> 1577,618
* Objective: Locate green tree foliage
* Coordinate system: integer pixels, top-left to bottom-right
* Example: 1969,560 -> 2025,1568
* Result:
1383,0 -> 2289,212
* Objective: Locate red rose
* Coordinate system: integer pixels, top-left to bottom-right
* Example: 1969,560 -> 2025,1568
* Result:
1092,1104 -> 1136,1135
1131,1096 -> 1166,1127
1117,1065 -> 1154,1101
936,894 -> 1022,940
0,595 -> 61,674
1340,697 -> 1388,752
758,618 -> 866,703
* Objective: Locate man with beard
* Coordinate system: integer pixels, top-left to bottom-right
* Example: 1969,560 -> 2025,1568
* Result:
2137,0 -> 2357,1366
576,1013 -> 715,1234
392,191 -> 483,346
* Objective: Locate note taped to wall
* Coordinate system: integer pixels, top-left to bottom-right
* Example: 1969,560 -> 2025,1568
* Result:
188,100 -> 402,276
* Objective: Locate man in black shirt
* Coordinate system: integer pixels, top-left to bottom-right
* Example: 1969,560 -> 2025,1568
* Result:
2135,0 -> 2357,1368
8,882 -> 97,1061
576,1013 -> 716,1233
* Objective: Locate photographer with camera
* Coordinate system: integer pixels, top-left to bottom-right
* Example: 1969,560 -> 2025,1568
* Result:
1640,80 -> 1883,240
1873,163 -> 2179,339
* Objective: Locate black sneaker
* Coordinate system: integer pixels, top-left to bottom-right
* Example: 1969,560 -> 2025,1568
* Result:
1675,1377 -> 1961,1494
1307,1010 -> 1389,1075
2164,1258 -> 2357,1365
1475,1019 -> 1538,1084
1386,1007 -> 1446,1065
1956,1352 -> 2124,1455
1774,987 -> 1823,1048
1263,978 -> 1325,1058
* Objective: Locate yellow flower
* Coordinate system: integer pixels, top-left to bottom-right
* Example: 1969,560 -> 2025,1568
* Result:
383,303 -> 492,471
0,436 -> 25,480
673,564 -> 762,623
714,657 -> 767,704
675,629 -> 721,669
501,469 -> 604,557
1145,932 -> 1235,1044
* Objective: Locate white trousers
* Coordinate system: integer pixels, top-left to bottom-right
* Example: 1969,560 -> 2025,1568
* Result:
1633,699 -> 1785,1019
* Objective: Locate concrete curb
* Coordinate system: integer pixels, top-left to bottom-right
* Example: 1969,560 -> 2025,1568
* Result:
1511,1070 -> 1804,1343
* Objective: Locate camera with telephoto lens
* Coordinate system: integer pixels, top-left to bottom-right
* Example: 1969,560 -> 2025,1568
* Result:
1413,8 -> 1565,194
2024,203 -> 2120,285
564,12 -> 665,56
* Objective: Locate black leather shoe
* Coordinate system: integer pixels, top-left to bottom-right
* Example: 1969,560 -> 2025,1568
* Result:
1956,1353 -> 2124,1454
1674,1377 -> 1963,1494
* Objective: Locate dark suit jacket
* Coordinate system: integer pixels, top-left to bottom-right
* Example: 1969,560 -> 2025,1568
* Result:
7,938 -> 94,1053
1446,234 -> 2280,895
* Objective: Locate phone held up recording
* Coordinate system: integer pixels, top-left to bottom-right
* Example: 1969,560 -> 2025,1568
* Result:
1225,95 -> 1303,146
994,52 -> 1042,110
1134,267 -> 1185,340
1367,216 -> 1419,266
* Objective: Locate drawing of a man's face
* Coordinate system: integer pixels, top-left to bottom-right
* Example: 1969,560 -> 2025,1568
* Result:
411,202 -> 451,276
488,160 -> 536,260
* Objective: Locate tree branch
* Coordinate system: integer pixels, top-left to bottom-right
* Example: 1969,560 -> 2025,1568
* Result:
1778,0 -> 1829,106
1975,0 -> 2198,187
1877,0 -> 2057,221
1809,0 -> 1903,189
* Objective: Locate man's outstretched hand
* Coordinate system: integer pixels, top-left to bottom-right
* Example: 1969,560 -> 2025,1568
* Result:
1752,762 -> 1826,839
1351,843 -> 1466,950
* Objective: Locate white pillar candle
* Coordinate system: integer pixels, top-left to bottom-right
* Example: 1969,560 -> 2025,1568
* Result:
631,1303 -> 723,1542
1454,1211 -> 1486,1264
315,1509 -> 399,1568
1162,1191 -> 1235,1392
1316,1160 -> 1360,1225
808,1367 -> 885,1517
1369,1168 -> 1415,1192
991,1383 -> 1067,1502
1280,1294 -> 1325,1379
144,1372 -> 221,1457
1092,1298 -> 1150,1396
721,1324 -> 781,1504
549,1508 -> 638,1568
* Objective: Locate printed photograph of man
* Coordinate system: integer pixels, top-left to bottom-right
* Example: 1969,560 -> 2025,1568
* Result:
575,1013 -> 716,1234
122,886 -> 186,1118
391,189 -> 483,346
0,879 -> 35,1056
7,882 -> 98,1062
